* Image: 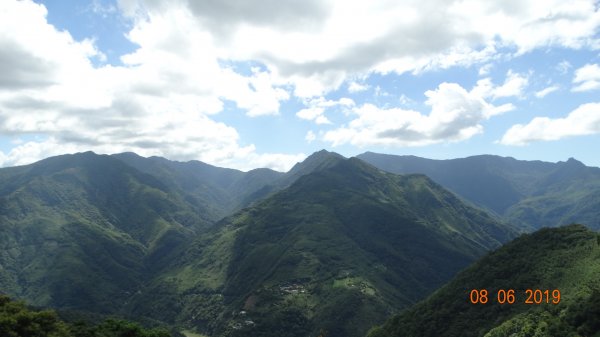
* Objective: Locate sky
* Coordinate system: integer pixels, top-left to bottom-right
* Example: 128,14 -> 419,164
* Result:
0,0 -> 599,171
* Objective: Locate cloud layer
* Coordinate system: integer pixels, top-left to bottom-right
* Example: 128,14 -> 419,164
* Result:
0,0 -> 302,170
1,0 -> 600,169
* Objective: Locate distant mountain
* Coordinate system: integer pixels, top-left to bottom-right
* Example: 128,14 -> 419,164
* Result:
112,152 -> 284,220
367,224 -> 600,337
127,156 -> 515,337
274,149 -> 346,188
357,152 -> 600,230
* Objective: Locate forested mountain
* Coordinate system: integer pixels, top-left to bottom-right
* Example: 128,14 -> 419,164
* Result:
358,152 -> 600,230
112,152 -> 284,220
367,224 -> 600,337
0,151 -> 338,316
126,155 -> 514,337
0,152 -> 211,313
2,150 -> 597,337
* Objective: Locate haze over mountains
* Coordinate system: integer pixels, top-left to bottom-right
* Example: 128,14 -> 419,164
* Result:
358,152 -> 600,231
0,150 -> 598,337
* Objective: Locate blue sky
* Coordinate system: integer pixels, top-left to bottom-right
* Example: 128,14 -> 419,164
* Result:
0,0 -> 599,171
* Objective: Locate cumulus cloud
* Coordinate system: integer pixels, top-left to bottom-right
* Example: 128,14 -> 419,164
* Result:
572,64 -> 600,92
535,85 -> 560,98
499,103 -> 600,145
0,0 -> 300,171
492,70 -> 530,98
348,81 -> 370,93
324,81 -> 514,147
2,0 -> 600,168
295,97 -> 354,125
471,70 -> 529,99
121,0 -> 600,97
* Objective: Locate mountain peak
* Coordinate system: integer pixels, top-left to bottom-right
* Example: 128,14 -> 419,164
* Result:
307,149 -> 344,160
273,150 -> 346,189
287,150 -> 345,174
565,157 -> 585,166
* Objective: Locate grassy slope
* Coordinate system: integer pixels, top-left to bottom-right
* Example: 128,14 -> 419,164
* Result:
367,224 -> 600,337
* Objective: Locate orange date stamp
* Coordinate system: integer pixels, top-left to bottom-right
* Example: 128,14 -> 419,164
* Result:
469,289 -> 561,305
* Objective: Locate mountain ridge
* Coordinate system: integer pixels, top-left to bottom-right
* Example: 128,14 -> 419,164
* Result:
367,224 -> 600,337
357,152 -> 600,230
125,154 -> 515,337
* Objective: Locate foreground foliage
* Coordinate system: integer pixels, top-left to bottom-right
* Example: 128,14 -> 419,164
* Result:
0,294 -> 172,337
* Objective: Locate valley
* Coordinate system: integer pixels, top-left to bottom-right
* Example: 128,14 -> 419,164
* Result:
0,150 -> 597,337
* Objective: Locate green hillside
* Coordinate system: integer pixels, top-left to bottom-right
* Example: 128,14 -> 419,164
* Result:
112,152 -> 284,219
358,152 -> 600,230
128,156 -> 515,337
0,294 -> 174,337
367,225 -> 600,337
0,152 -> 212,313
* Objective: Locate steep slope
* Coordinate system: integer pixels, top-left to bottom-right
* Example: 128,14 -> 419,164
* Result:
128,157 -> 515,337
275,149 -> 345,188
505,158 -> 600,230
0,152 -> 211,313
367,224 -> 600,337
112,152 -> 284,218
112,150 -> 346,216
358,152 -> 600,230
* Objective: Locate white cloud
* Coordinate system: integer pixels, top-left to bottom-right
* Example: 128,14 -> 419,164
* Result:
348,81 -> 370,93
478,63 -> 493,76
535,85 -> 560,98
492,70 -> 529,98
500,103 -> 600,145
122,0 -> 600,97
295,97 -> 354,125
557,60 -> 572,74
470,70 -> 529,100
305,130 -> 317,143
0,0 -> 300,171
2,0 -> 600,168
572,64 -> 600,92
297,107 -> 330,124
324,81 -> 514,147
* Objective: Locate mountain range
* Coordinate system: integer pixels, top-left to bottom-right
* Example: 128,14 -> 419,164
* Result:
0,150 -> 598,337
124,154 -> 513,337
358,152 -> 600,231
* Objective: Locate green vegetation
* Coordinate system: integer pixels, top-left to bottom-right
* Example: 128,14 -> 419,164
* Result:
4,150 -> 598,337
358,152 -> 600,230
0,152 -> 204,313
0,294 -> 172,337
367,225 -> 600,337
128,154 -> 514,337
0,150 -> 291,316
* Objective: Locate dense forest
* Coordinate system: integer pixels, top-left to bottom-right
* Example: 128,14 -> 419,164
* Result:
0,294 -> 173,337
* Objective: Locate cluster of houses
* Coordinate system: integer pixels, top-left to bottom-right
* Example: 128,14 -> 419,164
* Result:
279,283 -> 306,295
